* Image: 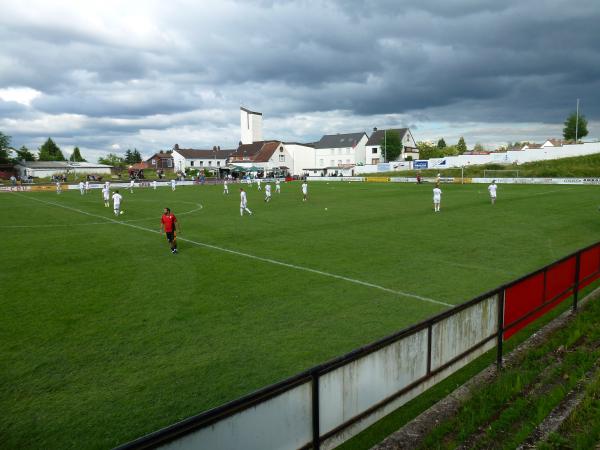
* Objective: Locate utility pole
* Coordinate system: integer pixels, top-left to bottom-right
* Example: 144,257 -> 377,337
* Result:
575,98 -> 580,142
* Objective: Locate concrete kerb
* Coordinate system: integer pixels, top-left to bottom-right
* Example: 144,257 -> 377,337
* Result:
371,285 -> 600,450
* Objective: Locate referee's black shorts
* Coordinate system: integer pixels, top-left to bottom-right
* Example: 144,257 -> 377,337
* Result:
166,231 -> 175,242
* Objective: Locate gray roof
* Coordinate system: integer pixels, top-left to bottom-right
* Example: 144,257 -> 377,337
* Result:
314,132 -> 367,149
366,128 -> 409,146
175,148 -> 236,159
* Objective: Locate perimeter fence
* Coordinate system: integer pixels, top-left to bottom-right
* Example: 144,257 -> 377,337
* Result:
116,241 -> 600,450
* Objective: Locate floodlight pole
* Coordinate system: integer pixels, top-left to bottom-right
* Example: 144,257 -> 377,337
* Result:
575,98 -> 580,142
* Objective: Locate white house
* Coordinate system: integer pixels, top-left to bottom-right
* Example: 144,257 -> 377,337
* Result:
171,145 -> 235,172
310,132 -> 368,173
365,128 -> 418,164
15,161 -> 112,179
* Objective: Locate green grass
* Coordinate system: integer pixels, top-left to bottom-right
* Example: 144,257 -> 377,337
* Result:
374,152 -> 600,178
1,181 -> 599,449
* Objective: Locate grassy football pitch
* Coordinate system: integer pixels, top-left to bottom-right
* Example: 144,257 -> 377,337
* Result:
1,181 -> 598,449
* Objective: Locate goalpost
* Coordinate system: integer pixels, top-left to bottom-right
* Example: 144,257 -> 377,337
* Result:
483,169 -> 520,178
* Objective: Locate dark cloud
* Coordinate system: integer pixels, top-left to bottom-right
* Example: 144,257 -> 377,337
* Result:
0,0 -> 599,155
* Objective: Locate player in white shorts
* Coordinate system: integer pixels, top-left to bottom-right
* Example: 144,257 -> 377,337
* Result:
129,179 -> 135,193
264,183 -> 272,202
102,185 -> 110,207
301,181 -> 308,201
239,188 -> 253,216
112,190 -> 123,216
433,185 -> 442,212
171,179 -> 176,191
256,178 -> 262,191
56,181 -> 61,194
79,181 -> 85,195
153,180 -> 157,190
223,179 -> 229,194
85,180 -> 90,193
275,179 -> 281,193
488,180 -> 497,205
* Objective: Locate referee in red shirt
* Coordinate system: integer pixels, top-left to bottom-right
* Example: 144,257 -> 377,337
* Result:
160,207 -> 179,254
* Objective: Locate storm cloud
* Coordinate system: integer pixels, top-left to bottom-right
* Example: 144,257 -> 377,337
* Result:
0,0 -> 599,160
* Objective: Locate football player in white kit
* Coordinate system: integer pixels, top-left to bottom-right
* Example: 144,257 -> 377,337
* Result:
264,183 -> 272,202
301,181 -> 308,202
488,180 -> 498,205
102,185 -> 110,207
275,179 -> 281,193
433,184 -> 442,212
79,181 -> 85,195
112,190 -> 123,216
56,181 -> 61,194
240,188 -> 253,216
153,180 -> 157,190
223,179 -> 229,194
129,179 -> 135,193
85,180 -> 90,193
256,178 -> 262,191
171,179 -> 176,191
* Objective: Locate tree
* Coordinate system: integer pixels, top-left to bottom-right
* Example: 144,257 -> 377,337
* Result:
0,131 -> 11,164
16,145 -> 35,162
124,149 -> 133,164
437,138 -> 446,148
416,141 -> 440,160
563,112 -> 588,141
98,153 -> 126,167
38,138 -> 65,161
457,137 -> 467,154
69,146 -> 86,162
381,130 -> 403,161
473,143 -> 485,152
132,149 -> 142,163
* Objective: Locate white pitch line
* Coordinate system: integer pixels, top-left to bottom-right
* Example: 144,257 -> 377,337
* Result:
16,194 -> 451,307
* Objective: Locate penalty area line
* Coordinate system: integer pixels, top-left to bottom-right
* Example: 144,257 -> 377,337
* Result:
17,194 -> 451,308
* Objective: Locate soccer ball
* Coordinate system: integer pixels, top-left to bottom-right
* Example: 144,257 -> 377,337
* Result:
325,207 -> 328,211
120,211 -> 124,215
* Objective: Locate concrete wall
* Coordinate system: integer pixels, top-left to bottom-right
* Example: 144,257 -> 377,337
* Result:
426,141 -> 600,169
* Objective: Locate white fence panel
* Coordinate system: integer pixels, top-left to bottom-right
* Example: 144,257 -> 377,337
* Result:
430,295 -> 498,371
318,329 -> 428,437
159,381 -> 313,450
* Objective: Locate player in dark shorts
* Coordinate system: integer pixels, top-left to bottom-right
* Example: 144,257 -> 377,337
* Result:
160,207 -> 179,254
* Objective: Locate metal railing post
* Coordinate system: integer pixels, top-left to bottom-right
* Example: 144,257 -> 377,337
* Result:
312,371 -> 320,450
572,253 -> 581,312
496,290 -> 505,369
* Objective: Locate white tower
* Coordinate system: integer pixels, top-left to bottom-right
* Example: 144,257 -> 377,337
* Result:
240,107 -> 263,144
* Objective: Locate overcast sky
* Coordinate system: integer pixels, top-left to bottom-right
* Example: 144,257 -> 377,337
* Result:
1,0 -> 599,161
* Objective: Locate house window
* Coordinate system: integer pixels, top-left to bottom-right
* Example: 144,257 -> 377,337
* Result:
200,161 -> 204,167
372,148 -> 377,154
190,161 -> 195,166
167,159 -> 173,168
280,146 -> 283,152
208,160 -> 212,166
217,161 -> 221,167
279,154 -> 285,162
337,160 -> 342,165
151,159 -> 156,165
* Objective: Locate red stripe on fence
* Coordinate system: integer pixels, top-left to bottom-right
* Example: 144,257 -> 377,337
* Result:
503,254 -> 581,340
579,244 -> 600,289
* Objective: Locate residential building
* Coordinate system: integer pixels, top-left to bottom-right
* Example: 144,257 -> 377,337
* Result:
171,144 -> 235,172
365,128 -> 418,164
312,132 -> 368,171
146,151 -> 174,170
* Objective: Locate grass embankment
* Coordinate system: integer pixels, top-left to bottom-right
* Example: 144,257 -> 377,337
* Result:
415,294 -> 600,449
374,152 -> 600,178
